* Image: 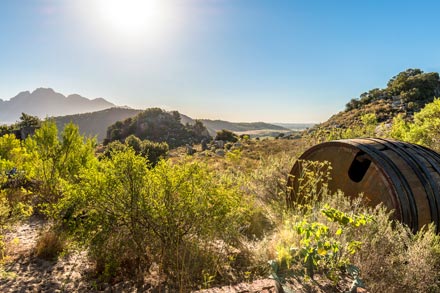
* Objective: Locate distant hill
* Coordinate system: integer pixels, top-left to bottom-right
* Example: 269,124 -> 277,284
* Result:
53,108 -> 142,142
0,88 -> 115,123
318,69 -> 440,130
180,114 -> 289,136
105,108 -> 211,148
52,109 -> 291,143
273,123 -> 315,131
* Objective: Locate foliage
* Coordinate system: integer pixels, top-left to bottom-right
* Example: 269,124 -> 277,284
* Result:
215,129 -> 238,142
103,134 -> 169,165
0,134 -> 34,264
390,98 -> 440,151
277,206 -> 370,280
25,121 -> 97,209
61,149 -> 254,288
287,160 -> 332,209
352,209 -> 440,292
105,108 -> 211,148
17,113 -> 41,129
0,113 -> 41,138
307,113 -> 378,142
34,229 -> 66,260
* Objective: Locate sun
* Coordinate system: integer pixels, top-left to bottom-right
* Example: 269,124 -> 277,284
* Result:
94,0 -> 171,40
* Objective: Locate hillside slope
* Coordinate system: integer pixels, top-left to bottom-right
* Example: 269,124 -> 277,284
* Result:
53,108 -> 142,142
180,114 -> 289,136
319,69 -> 440,129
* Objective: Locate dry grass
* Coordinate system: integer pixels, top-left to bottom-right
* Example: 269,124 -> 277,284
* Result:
34,229 -> 66,260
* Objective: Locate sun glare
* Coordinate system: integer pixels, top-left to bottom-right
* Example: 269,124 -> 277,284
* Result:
94,0 -> 172,40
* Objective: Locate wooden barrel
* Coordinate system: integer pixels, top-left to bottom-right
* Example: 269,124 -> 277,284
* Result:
287,138 -> 440,232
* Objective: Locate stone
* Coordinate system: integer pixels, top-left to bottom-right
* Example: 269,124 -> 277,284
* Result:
215,149 -> 225,156
214,140 -> 225,149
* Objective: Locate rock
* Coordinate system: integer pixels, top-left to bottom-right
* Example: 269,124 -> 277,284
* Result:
186,144 -> 196,155
201,139 -> 209,151
233,142 -> 242,148
214,140 -> 225,149
215,149 -> 225,156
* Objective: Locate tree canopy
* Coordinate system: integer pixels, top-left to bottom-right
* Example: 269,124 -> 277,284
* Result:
104,108 -> 211,148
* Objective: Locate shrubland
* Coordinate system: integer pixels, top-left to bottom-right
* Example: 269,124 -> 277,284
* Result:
3,83 -> 440,290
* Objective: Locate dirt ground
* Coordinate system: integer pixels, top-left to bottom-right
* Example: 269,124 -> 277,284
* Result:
0,216 -> 360,293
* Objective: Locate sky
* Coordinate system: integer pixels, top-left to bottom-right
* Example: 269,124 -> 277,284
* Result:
1,0 -> 440,123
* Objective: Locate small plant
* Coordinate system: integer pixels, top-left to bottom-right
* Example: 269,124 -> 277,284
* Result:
274,206 -> 371,282
202,270 -> 215,289
34,229 -> 66,260
293,218 -> 340,280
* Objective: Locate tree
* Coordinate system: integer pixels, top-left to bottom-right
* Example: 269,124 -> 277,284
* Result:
105,134 -> 168,166
105,108 -> 211,148
17,113 -> 41,129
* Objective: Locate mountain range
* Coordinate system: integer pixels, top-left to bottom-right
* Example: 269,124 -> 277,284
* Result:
0,88 -> 115,123
1,88 -> 309,142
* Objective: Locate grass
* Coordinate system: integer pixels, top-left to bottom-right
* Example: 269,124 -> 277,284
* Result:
34,229 -> 66,260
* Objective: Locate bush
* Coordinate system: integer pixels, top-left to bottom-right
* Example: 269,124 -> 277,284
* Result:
105,135 -> 168,165
140,139 -> 168,165
215,130 -> 238,142
391,98 -> 440,151
63,149 -> 254,288
25,121 -> 97,207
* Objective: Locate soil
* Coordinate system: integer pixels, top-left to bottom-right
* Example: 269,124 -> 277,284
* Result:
0,216 -> 362,293
0,216 -> 93,292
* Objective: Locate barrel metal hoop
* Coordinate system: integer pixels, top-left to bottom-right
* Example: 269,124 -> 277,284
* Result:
345,139 -> 417,231
368,138 -> 439,231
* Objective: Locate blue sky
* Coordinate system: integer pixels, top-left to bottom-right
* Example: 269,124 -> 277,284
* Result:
1,0 -> 439,123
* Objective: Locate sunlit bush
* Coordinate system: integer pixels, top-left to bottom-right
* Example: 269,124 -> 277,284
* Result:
62,149 -> 254,288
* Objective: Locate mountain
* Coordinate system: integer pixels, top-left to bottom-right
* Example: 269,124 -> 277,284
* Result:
180,114 -> 290,137
318,69 -> 440,130
53,108 -> 143,142
0,88 -> 115,123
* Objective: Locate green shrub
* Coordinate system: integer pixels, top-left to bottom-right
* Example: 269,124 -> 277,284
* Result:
25,121 -> 97,207
391,98 -> 440,151
63,149 -> 254,289
140,139 -> 168,165
106,135 -> 168,165
215,129 -> 238,142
